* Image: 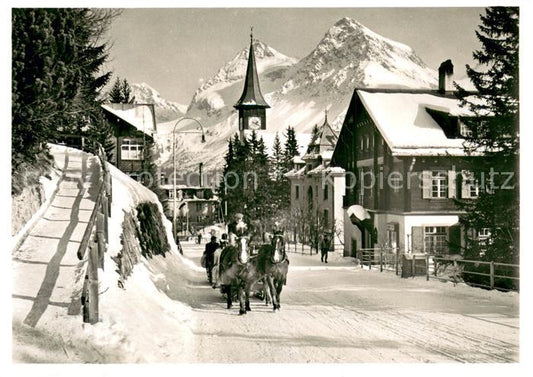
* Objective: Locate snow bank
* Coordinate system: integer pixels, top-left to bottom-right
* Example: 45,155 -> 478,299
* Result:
90,161 -> 199,361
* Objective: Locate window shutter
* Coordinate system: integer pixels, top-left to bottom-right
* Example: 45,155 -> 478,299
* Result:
422,171 -> 432,199
411,226 -> 424,253
448,225 -> 462,254
461,170 -> 471,199
448,170 -> 456,198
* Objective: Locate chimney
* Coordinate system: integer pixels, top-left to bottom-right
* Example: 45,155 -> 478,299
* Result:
438,59 -> 454,94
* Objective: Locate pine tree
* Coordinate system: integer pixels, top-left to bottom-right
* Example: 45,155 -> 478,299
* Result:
122,78 -> 133,103
271,132 -> 284,179
108,77 -> 124,102
12,9 -> 117,190
456,7 -> 519,264
283,126 -> 299,171
107,76 -> 133,103
311,124 -> 320,145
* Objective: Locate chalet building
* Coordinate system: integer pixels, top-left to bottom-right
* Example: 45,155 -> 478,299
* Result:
160,184 -> 221,234
331,60 -> 482,257
101,103 -> 157,180
286,113 -> 346,252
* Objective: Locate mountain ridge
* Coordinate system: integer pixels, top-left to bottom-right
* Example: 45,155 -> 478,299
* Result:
141,17 -> 444,174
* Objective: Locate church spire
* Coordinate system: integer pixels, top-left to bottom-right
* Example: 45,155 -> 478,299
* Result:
234,27 -> 270,109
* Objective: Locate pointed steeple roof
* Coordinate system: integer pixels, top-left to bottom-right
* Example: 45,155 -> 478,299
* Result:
304,110 -> 338,158
234,29 -> 270,109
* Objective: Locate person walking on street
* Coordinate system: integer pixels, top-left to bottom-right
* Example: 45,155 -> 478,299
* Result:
204,236 -> 219,284
197,230 -> 203,244
320,234 -> 330,263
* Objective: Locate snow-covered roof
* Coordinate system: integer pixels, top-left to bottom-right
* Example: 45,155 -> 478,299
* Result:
102,103 -> 157,137
357,90 -> 475,156
285,166 -> 306,178
293,155 -> 305,164
308,164 -> 345,176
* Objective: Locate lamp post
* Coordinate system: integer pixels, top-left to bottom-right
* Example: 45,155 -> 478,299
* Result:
172,117 -> 206,244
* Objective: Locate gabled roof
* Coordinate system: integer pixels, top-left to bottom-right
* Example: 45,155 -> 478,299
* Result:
356,89 -> 476,156
234,37 -> 270,109
102,103 -> 157,137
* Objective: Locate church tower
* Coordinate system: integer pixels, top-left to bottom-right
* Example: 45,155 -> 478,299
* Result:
234,28 -> 270,139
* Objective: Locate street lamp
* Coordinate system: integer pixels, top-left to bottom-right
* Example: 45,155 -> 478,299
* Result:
172,117 -> 206,244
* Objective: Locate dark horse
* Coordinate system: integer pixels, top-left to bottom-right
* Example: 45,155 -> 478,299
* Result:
218,236 -> 263,315
257,234 -> 289,311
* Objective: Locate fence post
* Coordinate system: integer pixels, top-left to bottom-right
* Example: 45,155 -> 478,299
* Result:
411,256 -> 415,278
102,196 -> 109,242
82,275 -> 89,323
490,262 -> 495,290
396,247 -> 400,276
368,250 -> 372,270
426,254 -> 430,281
106,174 -> 112,216
96,213 -> 105,270
380,248 -> 383,272
88,240 -> 99,324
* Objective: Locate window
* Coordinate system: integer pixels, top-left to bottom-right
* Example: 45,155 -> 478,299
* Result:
424,226 -> 448,254
366,135 -> 370,150
323,184 -> 329,200
470,181 -> 480,198
360,137 -> 364,151
121,138 -> 144,160
477,228 -> 491,240
295,185 -> 300,199
196,203 -> 203,212
461,170 -> 480,198
160,174 -> 167,185
459,120 -> 473,138
431,171 -> 448,198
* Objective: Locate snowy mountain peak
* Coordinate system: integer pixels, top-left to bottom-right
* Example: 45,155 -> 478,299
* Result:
131,82 -> 186,122
326,17 -> 411,52
286,17 -> 437,98
196,40 -> 297,94
187,40 -> 297,116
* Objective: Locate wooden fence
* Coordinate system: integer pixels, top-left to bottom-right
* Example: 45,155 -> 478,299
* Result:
356,248 -> 519,291
358,247 -> 401,275
76,144 -> 112,324
431,256 -> 519,291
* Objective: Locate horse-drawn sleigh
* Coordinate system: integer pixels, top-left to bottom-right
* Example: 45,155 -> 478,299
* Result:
217,232 -> 289,315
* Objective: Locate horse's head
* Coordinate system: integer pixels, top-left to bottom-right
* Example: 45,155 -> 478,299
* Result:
271,234 -> 286,263
237,236 -> 250,264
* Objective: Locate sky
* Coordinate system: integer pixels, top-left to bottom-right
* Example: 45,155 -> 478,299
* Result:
105,7 -> 486,105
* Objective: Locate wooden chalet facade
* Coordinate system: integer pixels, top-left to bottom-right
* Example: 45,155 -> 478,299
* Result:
331,63 -> 482,257
101,103 -> 157,180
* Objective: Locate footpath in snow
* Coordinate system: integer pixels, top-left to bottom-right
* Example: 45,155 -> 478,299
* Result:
12,145 -> 196,363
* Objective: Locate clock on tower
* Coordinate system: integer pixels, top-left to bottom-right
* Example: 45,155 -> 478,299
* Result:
234,28 -> 270,135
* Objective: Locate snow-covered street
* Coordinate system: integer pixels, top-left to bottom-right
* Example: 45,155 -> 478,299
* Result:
156,241 -> 519,363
